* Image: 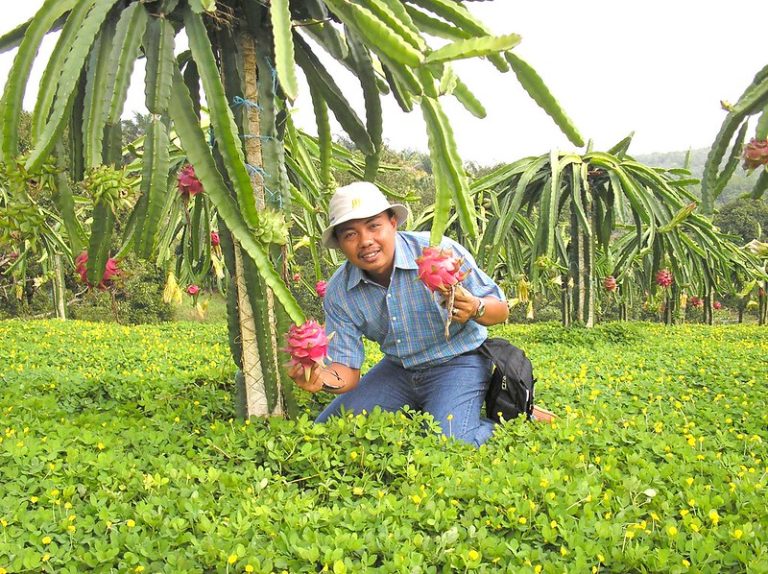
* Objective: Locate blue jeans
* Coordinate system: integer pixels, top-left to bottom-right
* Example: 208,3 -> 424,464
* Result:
316,351 -> 495,446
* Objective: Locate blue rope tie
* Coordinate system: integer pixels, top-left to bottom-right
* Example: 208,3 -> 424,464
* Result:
242,134 -> 276,142
246,164 -> 266,178
231,96 -> 261,110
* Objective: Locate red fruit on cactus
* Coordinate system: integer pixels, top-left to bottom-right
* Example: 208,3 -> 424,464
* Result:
284,320 -> 333,381
210,231 -> 220,247
186,284 -> 200,296
178,164 -> 203,198
713,301 -> 722,310
292,273 -> 301,283
416,247 -> 469,292
75,251 -> 119,289
315,280 -> 327,298
603,276 -> 617,292
743,138 -> 768,170
689,296 -> 702,308
760,288 -> 767,298
655,268 -> 673,288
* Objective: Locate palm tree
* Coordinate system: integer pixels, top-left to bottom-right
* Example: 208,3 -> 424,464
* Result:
0,0 -> 581,416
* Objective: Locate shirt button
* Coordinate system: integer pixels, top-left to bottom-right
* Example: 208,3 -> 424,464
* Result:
392,317 -> 397,321
397,339 -> 401,343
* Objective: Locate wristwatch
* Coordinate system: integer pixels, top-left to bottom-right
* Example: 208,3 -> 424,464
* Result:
473,297 -> 487,319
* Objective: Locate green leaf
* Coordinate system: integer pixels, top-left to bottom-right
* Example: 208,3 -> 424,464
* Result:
106,4 -> 149,124
184,8 -> 260,229
142,15 -> 176,115
135,118 -> 171,258
452,75 -> 486,118
294,33 -> 374,155
271,0 -> 299,101
31,0 -> 96,141
505,52 -> 584,147
24,0 -> 120,172
0,0 -> 78,160
421,97 -> 477,243
168,68 -> 305,324
425,33 -> 520,64
324,0 -> 424,68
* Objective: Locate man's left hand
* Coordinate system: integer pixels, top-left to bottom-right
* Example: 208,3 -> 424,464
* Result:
442,285 -> 481,324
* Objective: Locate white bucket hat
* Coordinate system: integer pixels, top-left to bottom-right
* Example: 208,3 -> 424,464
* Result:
321,182 -> 409,249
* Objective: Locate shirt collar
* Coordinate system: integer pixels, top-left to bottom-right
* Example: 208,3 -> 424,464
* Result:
345,232 -> 417,290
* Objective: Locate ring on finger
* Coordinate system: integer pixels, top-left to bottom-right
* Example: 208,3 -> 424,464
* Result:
451,308 -> 458,316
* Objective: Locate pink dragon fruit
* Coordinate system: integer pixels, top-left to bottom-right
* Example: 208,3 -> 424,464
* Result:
284,320 -> 332,380
416,246 -> 471,339
416,247 -> 469,292
315,280 -> 327,298
689,296 -> 702,308
178,164 -> 204,199
210,231 -> 220,247
655,268 -> 673,288
713,301 -> 723,310
292,273 -> 301,283
186,284 -> 200,296
743,139 -> 768,170
75,251 -> 119,290
603,276 -> 617,292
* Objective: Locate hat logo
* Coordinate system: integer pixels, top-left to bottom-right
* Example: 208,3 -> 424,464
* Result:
351,197 -> 361,209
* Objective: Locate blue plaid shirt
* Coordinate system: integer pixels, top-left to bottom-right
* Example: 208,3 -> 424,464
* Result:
323,231 -> 504,370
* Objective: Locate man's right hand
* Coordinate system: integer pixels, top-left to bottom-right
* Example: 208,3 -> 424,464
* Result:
286,362 -> 361,395
286,363 -> 325,393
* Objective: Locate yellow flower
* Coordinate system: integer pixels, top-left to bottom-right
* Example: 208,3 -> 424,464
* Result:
50,489 -> 59,498
134,567 -> 145,573
597,554 -> 605,563
534,566 -> 543,574
67,525 -> 76,533
411,495 -> 422,505
560,546 -> 568,556
126,519 -> 136,528
550,520 -> 558,529
732,529 -> 743,540
709,510 -> 720,525
97,442 -> 105,450
685,477 -> 694,486
667,526 -> 678,536
42,536 -> 52,545
626,530 -> 636,540
245,566 -> 254,573
467,549 -> 480,561
228,554 -> 238,565
518,517 -> 527,524
0,568 -> 6,574
349,452 -> 358,461
30,496 -> 39,504
42,554 -> 50,562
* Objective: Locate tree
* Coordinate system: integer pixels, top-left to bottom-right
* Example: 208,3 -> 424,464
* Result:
0,0 -> 581,416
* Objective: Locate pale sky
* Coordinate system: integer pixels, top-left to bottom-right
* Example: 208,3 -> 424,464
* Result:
1,1 -> 767,165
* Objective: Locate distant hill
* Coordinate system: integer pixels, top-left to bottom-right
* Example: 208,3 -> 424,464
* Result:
635,148 -> 760,207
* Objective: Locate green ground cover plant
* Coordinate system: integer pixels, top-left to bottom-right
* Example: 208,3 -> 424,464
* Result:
0,320 -> 766,573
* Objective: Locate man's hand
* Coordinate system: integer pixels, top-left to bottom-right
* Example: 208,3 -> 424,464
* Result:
441,284 -> 480,324
286,363 -> 324,393
286,362 -> 361,394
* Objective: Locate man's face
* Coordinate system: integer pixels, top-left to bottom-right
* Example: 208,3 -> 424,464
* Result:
335,211 -> 398,281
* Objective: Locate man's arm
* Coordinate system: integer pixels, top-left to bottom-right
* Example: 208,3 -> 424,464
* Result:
287,362 -> 361,394
449,285 -> 509,326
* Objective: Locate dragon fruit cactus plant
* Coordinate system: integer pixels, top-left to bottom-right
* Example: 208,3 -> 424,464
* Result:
315,281 -> 327,298
603,276 -> 618,292
655,268 -> 673,288
284,320 -> 337,384
416,246 -> 470,339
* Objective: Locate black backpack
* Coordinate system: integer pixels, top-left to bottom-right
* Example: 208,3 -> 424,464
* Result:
478,338 -> 536,422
